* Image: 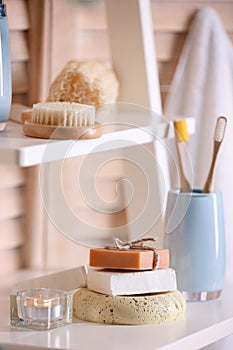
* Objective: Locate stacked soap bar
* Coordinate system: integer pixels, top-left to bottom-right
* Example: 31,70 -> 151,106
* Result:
73,245 -> 186,325
89,248 -> 169,270
88,248 -> 174,296
87,266 -> 177,296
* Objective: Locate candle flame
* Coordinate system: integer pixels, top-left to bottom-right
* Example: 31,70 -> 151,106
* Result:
34,299 -> 51,308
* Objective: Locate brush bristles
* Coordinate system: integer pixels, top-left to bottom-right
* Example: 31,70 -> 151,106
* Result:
31,102 -> 95,127
214,116 -> 227,142
174,119 -> 189,142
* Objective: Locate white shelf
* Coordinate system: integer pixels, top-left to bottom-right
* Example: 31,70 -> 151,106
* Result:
0,104 -> 195,167
0,110 -> 159,167
0,121 -> 162,167
0,275 -> 233,350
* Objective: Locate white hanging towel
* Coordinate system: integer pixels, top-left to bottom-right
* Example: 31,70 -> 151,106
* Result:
164,7 -> 233,283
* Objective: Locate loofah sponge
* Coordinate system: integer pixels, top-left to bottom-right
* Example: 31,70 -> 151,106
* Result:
46,60 -> 119,106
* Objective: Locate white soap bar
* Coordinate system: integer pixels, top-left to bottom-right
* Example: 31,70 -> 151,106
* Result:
87,268 -> 177,296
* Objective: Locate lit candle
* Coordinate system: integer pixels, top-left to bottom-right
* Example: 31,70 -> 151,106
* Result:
16,288 -> 64,328
23,296 -> 62,321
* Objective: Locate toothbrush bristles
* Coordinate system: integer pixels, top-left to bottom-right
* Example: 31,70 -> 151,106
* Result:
214,116 -> 227,142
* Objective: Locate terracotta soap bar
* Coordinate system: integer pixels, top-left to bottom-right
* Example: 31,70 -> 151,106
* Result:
89,248 -> 169,270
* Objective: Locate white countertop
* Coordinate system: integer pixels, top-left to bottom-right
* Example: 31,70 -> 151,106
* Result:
0,273 -> 233,350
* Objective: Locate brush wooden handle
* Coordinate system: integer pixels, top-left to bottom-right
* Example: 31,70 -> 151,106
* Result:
23,120 -> 102,140
202,141 -> 221,193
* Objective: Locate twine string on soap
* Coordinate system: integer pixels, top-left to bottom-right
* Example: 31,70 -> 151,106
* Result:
105,237 -> 160,269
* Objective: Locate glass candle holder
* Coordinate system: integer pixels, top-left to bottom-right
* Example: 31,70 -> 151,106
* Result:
14,288 -> 73,330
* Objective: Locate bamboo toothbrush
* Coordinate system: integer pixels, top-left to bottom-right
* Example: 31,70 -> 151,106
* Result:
202,116 -> 227,193
174,119 -> 192,192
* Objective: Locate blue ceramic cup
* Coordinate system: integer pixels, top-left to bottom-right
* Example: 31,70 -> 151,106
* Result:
164,189 -> 225,301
